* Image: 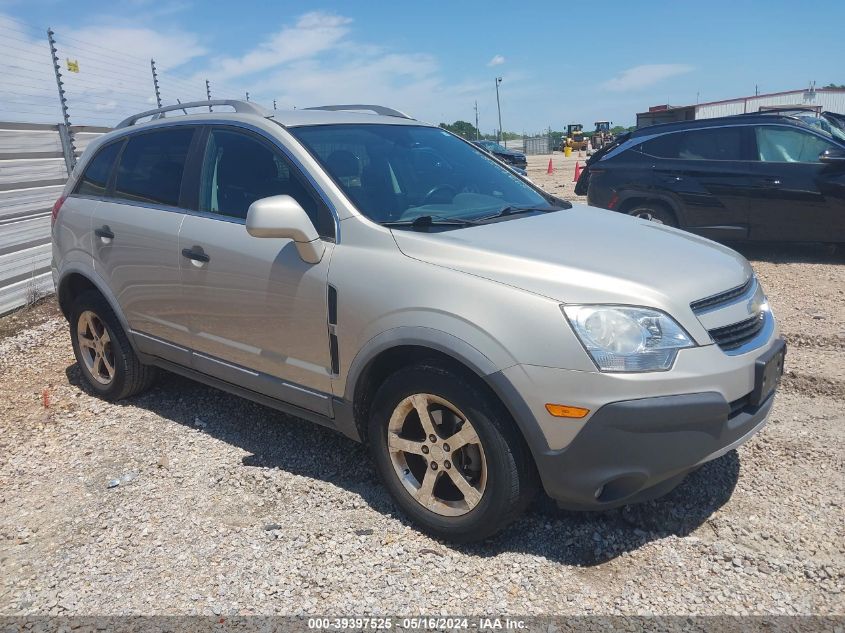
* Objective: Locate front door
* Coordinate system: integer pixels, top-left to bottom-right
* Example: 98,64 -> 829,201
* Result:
641,126 -> 756,239
178,126 -> 337,415
91,126 -> 197,363
748,125 -> 845,242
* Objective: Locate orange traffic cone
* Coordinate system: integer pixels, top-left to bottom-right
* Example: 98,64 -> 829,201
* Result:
573,161 -> 582,183
546,158 -> 554,175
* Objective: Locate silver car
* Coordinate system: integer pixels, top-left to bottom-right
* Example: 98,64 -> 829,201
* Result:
51,101 -> 785,542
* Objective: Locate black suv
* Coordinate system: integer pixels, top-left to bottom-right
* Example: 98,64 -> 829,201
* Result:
472,140 -> 528,169
575,113 -> 845,242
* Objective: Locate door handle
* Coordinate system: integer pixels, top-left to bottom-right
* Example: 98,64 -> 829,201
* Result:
759,177 -> 782,186
181,248 -> 210,263
94,227 -> 114,240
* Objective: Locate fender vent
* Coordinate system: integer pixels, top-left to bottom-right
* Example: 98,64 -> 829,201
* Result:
328,284 -> 339,374
328,285 -> 338,325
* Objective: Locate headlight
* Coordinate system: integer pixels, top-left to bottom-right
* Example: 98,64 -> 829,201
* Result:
562,305 -> 694,372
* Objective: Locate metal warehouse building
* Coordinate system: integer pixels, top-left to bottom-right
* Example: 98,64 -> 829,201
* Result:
636,86 -> 845,128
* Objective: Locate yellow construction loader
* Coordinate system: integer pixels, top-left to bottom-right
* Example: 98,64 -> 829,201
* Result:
561,123 -> 588,151
592,121 -> 613,150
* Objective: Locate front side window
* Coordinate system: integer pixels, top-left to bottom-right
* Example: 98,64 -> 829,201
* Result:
114,128 -> 194,207
755,126 -> 838,162
642,127 -> 744,160
198,128 -> 334,238
75,141 -> 122,197
290,124 -> 552,225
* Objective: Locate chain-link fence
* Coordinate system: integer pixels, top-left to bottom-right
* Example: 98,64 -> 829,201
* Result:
523,135 -> 551,155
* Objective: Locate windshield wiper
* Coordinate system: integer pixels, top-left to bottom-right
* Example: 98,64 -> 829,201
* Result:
473,205 -> 565,222
380,215 -> 482,230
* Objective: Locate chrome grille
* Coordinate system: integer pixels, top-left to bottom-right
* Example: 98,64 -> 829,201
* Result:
708,312 -> 766,351
691,277 -> 754,314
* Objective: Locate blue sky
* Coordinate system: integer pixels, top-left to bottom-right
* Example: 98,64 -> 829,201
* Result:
2,0 -> 844,129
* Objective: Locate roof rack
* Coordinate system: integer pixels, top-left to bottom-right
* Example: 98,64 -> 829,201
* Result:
742,106 -> 822,116
303,104 -> 413,120
116,100 -> 270,128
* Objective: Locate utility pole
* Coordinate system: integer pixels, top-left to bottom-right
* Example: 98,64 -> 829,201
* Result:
495,77 -> 503,144
47,27 -> 76,172
206,79 -> 212,112
474,100 -> 479,140
150,59 -> 162,108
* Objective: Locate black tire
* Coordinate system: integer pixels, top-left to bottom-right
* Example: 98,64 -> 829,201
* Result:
627,202 -> 678,227
368,362 -> 537,543
69,290 -> 157,401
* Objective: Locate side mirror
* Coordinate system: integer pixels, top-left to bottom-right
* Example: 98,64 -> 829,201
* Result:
246,195 -> 325,264
819,148 -> 845,164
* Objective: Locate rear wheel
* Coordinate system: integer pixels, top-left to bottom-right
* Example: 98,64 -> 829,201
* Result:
69,290 -> 157,401
627,203 -> 677,227
368,363 -> 537,542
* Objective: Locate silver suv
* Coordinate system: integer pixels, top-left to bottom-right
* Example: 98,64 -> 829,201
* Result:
52,100 -> 785,542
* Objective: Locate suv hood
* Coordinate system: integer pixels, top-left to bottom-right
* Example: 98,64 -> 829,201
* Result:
392,204 -> 752,316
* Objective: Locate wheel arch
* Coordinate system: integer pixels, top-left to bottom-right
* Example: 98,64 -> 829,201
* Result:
617,192 -> 685,226
344,328 -> 545,462
57,267 -> 136,351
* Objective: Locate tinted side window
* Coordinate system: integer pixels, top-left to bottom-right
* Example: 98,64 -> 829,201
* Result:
199,128 -> 335,239
755,126 -> 837,162
114,128 -> 194,207
75,141 -> 122,197
642,127 -> 743,160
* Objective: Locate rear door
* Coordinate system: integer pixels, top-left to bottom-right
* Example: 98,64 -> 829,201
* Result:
747,124 -> 845,242
639,126 -> 757,239
91,126 -> 197,362
177,125 -> 337,415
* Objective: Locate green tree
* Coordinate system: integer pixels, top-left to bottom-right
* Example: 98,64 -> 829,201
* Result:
439,120 -> 479,139
823,83 -> 845,89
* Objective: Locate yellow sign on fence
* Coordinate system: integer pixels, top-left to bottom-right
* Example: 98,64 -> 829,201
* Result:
66,58 -> 79,73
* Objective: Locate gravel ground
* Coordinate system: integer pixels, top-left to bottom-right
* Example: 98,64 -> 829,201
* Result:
0,168 -> 843,616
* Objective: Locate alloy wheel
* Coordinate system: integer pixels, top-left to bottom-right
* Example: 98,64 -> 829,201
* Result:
387,393 -> 487,516
632,209 -> 665,224
76,310 -> 115,385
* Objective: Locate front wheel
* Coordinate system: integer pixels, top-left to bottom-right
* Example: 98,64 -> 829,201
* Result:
368,363 -> 537,542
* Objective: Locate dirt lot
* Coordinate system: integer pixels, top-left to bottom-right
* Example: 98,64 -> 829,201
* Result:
0,166 -> 843,616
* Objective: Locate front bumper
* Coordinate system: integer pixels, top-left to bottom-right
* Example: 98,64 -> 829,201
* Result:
488,337 -> 784,509
534,389 -> 775,509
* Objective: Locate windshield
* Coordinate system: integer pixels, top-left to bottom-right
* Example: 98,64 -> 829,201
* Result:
291,124 -> 554,225
479,141 -> 508,153
796,114 -> 845,143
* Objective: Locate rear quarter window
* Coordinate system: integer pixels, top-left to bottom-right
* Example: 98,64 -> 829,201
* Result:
113,128 -> 195,207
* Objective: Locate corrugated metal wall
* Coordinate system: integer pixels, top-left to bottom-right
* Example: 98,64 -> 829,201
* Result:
696,89 -> 845,119
0,122 -> 109,314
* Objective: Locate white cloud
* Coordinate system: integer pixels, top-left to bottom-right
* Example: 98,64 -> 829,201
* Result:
601,64 -> 693,92
208,12 -> 352,81
0,10 -> 494,129
487,54 -> 505,67
69,25 -> 206,69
